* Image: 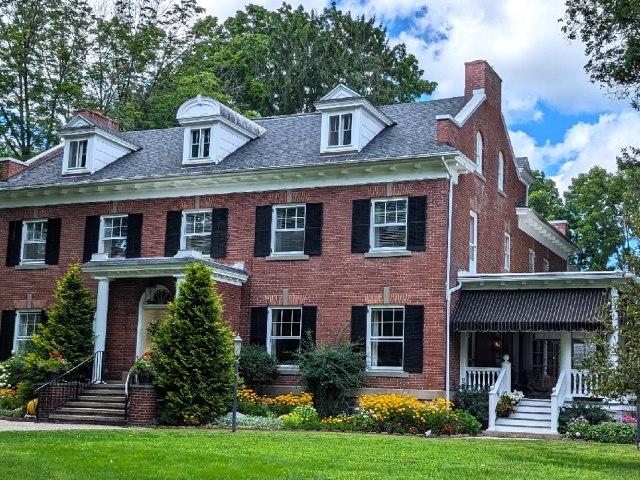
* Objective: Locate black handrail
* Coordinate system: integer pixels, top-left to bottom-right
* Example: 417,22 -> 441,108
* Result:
124,370 -> 133,425
35,351 -> 109,422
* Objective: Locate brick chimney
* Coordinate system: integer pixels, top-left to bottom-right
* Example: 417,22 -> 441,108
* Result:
465,60 -> 502,108
549,220 -> 568,236
72,109 -> 119,131
0,158 -> 27,181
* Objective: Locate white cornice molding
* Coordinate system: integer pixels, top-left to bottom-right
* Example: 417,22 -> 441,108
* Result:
0,152 -> 467,208
516,207 -> 578,259
458,271 -> 625,290
435,91 -> 486,128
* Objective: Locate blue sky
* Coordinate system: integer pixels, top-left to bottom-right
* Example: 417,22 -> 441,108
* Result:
201,0 -> 640,192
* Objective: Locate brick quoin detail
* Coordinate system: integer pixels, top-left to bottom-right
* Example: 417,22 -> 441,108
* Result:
128,385 -> 157,426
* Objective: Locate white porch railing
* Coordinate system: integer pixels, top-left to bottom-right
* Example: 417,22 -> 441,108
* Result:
487,355 -> 511,431
550,369 -> 568,434
571,369 -> 598,397
465,367 -> 501,390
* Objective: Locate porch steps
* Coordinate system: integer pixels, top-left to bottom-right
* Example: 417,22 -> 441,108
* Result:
48,382 -> 125,427
493,398 -> 554,435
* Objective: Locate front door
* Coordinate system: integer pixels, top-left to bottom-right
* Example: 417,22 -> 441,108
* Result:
138,306 -> 169,356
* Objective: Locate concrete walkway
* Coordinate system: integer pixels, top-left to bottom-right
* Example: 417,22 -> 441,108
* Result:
0,419 -> 122,431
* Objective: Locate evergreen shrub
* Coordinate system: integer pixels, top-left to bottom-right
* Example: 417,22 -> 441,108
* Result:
238,344 -> 279,393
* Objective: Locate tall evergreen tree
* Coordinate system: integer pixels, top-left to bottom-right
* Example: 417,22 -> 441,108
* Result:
152,262 -> 235,425
32,264 -> 95,366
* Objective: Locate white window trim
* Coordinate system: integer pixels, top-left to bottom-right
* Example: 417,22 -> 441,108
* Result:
271,204 -> 306,255
476,131 -> 483,175
180,209 -> 212,256
63,137 -> 92,174
267,306 -> 303,367
13,309 -> 41,354
327,113 -> 353,148
189,127 -> 212,160
529,249 -> 536,273
370,197 -> 409,252
366,305 -> 405,371
504,232 -> 511,271
543,258 -> 550,272
469,211 -> 478,274
20,219 -> 47,265
498,152 -> 505,192
98,214 -> 128,258
322,109 -> 357,153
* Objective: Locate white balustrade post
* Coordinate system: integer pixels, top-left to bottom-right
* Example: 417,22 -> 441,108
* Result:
502,355 -> 511,393
488,391 -> 497,431
460,332 -> 468,386
93,276 -> 110,382
560,331 -> 572,398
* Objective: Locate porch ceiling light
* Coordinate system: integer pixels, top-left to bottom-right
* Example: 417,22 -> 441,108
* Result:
233,335 -> 243,358
144,285 -> 157,304
492,335 -> 501,352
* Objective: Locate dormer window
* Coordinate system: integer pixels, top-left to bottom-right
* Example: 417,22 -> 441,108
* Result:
190,128 -> 211,159
328,114 -> 352,147
69,140 -> 88,169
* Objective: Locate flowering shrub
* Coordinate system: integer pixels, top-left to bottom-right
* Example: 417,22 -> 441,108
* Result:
184,414 -> 200,426
496,391 -> 524,416
565,416 -> 591,439
129,351 -> 157,378
621,413 -> 637,424
0,363 -> 12,388
0,388 -> 17,398
37,351 -> 71,373
236,389 -> 314,417
282,404 -> 319,429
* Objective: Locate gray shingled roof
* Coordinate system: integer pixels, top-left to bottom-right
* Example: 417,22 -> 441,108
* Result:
451,288 -> 609,332
5,97 -> 466,188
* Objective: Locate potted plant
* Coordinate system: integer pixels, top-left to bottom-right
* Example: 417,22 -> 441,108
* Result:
39,351 -> 71,381
495,391 -> 524,418
129,351 -> 156,384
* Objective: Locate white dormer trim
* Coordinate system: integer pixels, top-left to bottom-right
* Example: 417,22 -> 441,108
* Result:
435,89 -> 486,128
177,95 -> 265,166
315,85 -> 394,154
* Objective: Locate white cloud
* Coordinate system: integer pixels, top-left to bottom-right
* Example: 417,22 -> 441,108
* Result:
197,0 -> 327,25
509,110 -> 640,192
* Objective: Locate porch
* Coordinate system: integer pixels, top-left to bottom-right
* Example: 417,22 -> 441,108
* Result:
452,271 -> 622,434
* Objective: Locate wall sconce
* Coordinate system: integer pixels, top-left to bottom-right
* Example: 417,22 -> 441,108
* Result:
492,334 -> 502,353
144,285 -> 157,304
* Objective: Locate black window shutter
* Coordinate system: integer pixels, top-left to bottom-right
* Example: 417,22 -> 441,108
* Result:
301,306 -> 317,347
254,205 -> 272,257
350,306 -> 368,349
351,200 -> 371,253
250,307 -> 268,346
40,310 -> 48,326
0,310 -> 16,361
164,211 -> 182,257
125,213 -> 143,259
5,221 -> 22,267
303,203 -> 323,256
403,305 -> 424,373
407,196 -> 427,251
82,216 -> 101,263
210,208 -> 228,259
44,218 -> 62,265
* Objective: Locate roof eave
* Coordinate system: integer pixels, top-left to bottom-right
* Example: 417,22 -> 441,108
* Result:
457,271 -> 625,290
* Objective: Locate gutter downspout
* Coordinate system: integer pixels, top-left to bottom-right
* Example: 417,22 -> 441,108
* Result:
442,157 -> 461,408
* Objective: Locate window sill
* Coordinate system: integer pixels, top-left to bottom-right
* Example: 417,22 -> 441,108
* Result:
475,172 -> 486,182
15,264 -> 49,270
364,250 -> 412,258
364,370 -> 409,378
266,254 -> 310,262
498,189 -> 507,198
277,366 -> 300,375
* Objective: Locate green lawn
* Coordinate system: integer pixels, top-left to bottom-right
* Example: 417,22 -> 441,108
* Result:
0,429 -> 638,479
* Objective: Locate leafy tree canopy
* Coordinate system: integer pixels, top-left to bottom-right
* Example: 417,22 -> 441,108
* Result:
528,170 -> 566,221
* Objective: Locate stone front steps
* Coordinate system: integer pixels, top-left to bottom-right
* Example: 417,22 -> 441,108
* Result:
48,382 -> 126,427
493,398 -> 553,435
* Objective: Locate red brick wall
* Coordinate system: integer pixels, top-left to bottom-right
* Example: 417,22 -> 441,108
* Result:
128,385 -> 157,426
37,383 -> 77,421
0,160 -> 27,181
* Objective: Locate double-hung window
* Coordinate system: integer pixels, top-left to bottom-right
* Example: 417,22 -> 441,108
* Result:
22,220 -> 47,264
371,198 -> 408,250
272,205 -> 306,254
529,249 -> 536,273
368,307 -> 404,369
503,233 -> 510,271
268,307 -> 302,364
190,128 -> 211,159
14,311 -> 41,354
68,140 -> 88,169
182,210 -> 212,255
328,113 -> 353,147
101,215 -> 128,259
498,152 -> 505,191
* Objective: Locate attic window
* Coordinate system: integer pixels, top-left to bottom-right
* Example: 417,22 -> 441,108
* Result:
328,114 -> 352,147
190,128 -> 211,159
69,140 -> 88,169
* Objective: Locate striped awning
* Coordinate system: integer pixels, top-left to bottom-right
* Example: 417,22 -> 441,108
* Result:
451,288 -> 610,332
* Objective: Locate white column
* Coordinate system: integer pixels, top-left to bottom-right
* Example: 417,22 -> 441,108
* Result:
93,277 -> 110,382
502,354 -> 511,393
560,331 -> 572,397
460,332 -> 469,386
174,274 -> 185,297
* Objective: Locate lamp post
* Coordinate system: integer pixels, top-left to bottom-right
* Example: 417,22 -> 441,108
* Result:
232,335 -> 242,433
